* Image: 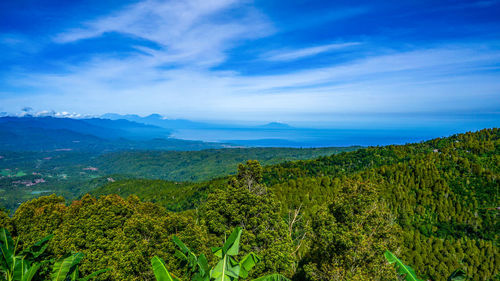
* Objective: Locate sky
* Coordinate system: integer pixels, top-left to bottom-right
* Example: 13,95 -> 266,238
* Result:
1,0 -> 499,128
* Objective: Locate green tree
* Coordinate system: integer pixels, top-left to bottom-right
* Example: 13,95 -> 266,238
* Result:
301,180 -> 400,281
201,161 -> 294,278
10,194 -> 211,281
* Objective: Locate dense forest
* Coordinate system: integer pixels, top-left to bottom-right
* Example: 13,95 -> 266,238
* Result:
0,129 -> 498,280
0,147 -> 356,210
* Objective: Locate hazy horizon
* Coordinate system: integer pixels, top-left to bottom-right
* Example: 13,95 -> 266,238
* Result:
1,111 -> 497,147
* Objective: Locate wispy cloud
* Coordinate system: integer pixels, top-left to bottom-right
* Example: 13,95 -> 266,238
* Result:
248,46 -> 500,91
263,42 -> 361,61
54,0 -> 273,67
6,43 -> 499,122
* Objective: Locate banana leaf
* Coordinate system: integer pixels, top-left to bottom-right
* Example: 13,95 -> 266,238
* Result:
70,266 -> 79,281
197,254 -> 209,275
79,269 -> 108,281
384,250 -> 423,281
173,236 -> 197,271
0,229 -> 14,251
13,257 -> 30,281
238,253 -> 260,279
19,235 -> 53,262
210,255 -> 240,281
173,236 -> 190,255
51,253 -> 84,281
193,254 -> 209,281
21,263 -> 40,281
151,256 -> 175,281
174,250 -> 188,263
211,247 -> 223,259
0,228 -> 14,271
68,263 -> 107,281
223,228 -> 242,257
448,269 -> 467,281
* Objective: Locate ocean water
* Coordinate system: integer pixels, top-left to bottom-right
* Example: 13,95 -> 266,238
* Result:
170,127 -> 467,147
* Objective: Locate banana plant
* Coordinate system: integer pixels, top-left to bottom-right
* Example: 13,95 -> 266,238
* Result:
152,256 -> 178,281
151,227 -> 290,281
0,228 -> 106,281
51,252 -> 108,281
384,250 -> 468,281
209,227 -> 244,281
51,253 -> 84,281
0,228 -> 50,281
172,236 -> 209,281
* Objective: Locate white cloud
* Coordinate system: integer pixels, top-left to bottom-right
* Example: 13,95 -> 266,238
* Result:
31,110 -> 87,118
263,42 -> 361,61
54,0 -> 273,67
6,43 -> 500,122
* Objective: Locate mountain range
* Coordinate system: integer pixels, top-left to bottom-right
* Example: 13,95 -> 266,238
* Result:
0,116 -> 226,152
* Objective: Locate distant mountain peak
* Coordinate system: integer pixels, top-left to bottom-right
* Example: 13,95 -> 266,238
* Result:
260,122 -> 292,129
146,113 -> 163,119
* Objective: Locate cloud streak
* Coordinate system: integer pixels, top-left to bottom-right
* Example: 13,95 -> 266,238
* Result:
54,0 -> 273,67
263,42 -> 361,61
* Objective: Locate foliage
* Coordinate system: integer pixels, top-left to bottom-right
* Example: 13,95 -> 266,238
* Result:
51,253 -> 84,281
152,227 -> 290,281
0,228 -> 47,281
172,235 -> 210,281
200,161 -> 294,278
152,256 -> 176,281
0,210 -> 12,232
90,178 -> 222,212
384,251 -> 423,281
447,269 -> 467,281
94,147 -> 357,183
5,194 -> 214,281
1,129 -> 498,281
384,251 -> 469,281
0,147 -> 357,211
51,252 -> 107,281
266,128 -> 500,280
300,181 -> 400,281
0,227 -> 106,281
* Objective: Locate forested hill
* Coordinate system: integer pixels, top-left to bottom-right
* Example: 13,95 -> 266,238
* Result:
0,146 -> 357,210
266,128 -> 499,279
264,128 -> 498,184
92,147 -> 358,182
0,128 -> 498,281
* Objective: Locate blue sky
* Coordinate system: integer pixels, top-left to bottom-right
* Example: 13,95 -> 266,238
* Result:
1,0 -> 499,128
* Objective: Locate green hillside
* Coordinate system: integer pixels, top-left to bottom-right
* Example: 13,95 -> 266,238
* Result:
266,128 -> 499,280
92,147 -> 359,182
91,128 -> 500,280
0,146 -> 357,210
0,129 -> 498,281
